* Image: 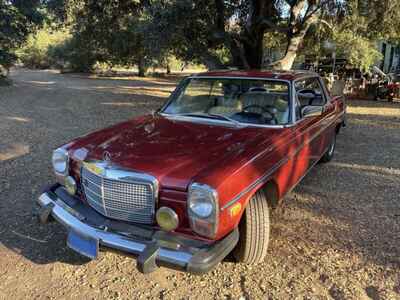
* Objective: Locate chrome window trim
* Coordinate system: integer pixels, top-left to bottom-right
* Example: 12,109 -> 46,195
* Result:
317,76 -> 331,103
188,76 -> 292,83
291,81 -> 297,124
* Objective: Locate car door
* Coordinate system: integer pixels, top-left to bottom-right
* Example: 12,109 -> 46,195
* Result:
293,76 -> 335,168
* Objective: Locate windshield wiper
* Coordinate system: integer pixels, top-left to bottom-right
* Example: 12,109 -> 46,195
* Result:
176,113 -> 242,127
207,113 -> 242,127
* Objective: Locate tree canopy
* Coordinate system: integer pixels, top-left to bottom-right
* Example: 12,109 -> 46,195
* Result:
3,0 -> 400,75
0,0 -> 44,72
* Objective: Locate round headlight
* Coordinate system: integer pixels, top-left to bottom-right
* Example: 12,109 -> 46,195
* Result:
156,207 -> 179,231
188,187 -> 215,218
65,176 -> 77,195
187,183 -> 219,238
52,148 -> 68,175
189,198 -> 213,218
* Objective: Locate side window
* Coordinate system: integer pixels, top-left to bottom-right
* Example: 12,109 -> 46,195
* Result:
295,77 -> 326,121
295,77 -> 326,107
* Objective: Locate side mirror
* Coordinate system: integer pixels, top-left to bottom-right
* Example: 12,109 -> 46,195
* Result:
302,105 -> 323,118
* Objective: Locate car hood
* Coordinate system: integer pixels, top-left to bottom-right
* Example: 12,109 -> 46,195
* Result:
66,115 -> 285,191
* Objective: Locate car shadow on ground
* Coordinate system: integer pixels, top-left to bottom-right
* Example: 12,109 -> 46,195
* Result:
0,207 -> 93,265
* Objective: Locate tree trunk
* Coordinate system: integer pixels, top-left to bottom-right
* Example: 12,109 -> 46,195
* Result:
272,0 -> 317,71
243,35 -> 264,69
0,65 -> 10,78
229,32 -> 264,69
273,22 -> 311,71
202,52 -> 224,70
273,35 -> 303,70
137,56 -> 146,77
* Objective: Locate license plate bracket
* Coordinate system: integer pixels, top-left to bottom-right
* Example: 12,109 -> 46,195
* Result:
67,230 -> 99,259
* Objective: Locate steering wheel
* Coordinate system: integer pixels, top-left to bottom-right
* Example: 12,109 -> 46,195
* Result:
242,104 -> 278,124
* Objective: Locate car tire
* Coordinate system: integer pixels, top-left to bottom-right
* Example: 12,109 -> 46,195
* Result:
320,133 -> 336,163
233,189 -> 270,264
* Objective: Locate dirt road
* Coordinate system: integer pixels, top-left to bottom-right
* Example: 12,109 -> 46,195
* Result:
0,69 -> 399,299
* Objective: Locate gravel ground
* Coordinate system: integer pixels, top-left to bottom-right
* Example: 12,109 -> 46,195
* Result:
0,68 -> 399,300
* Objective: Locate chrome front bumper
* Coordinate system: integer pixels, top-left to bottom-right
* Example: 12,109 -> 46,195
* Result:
36,185 -> 238,274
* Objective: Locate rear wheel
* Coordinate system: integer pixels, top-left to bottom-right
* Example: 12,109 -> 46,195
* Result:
320,133 -> 336,163
233,190 -> 270,264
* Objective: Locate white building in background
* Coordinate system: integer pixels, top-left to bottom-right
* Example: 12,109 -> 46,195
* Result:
377,41 -> 400,73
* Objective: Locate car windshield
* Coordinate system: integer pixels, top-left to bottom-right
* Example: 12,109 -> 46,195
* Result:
162,77 -> 291,126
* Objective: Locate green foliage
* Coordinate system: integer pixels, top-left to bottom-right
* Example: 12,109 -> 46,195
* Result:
333,29 -> 382,72
18,28 -> 70,69
47,34 -> 97,72
5,0 -> 400,75
358,0 -> 400,42
0,0 -> 43,72
61,0 -> 149,74
142,1 -> 222,68
292,0 -> 395,72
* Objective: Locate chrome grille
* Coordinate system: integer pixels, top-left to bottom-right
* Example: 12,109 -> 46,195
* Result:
81,166 -> 156,224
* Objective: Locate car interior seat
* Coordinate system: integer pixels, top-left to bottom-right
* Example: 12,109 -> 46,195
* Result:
241,92 -> 289,123
208,84 -> 242,115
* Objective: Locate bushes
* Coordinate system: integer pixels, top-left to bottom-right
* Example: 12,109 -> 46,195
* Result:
18,27 -> 98,72
0,50 -> 14,76
18,28 -> 71,69
47,35 -> 97,72
0,0 -> 43,75
17,26 -> 201,74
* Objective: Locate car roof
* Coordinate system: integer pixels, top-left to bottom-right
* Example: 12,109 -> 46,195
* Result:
192,69 -> 318,81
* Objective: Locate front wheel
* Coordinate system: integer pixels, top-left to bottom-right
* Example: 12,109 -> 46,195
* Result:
233,190 -> 270,264
320,133 -> 336,163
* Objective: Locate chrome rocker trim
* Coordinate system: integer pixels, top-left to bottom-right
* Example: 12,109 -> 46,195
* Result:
37,186 -> 238,274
